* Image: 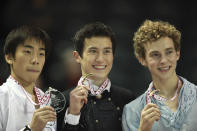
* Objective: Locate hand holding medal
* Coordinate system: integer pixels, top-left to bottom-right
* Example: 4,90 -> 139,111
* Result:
36,87 -> 66,128
78,73 -> 110,99
46,87 -> 66,113
68,73 -> 92,115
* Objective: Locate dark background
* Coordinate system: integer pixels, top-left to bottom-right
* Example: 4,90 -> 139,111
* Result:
0,0 -> 197,96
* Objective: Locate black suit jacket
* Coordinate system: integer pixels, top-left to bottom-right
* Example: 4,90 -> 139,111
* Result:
57,85 -> 136,131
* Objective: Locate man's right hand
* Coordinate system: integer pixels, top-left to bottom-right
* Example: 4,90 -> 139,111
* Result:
68,86 -> 89,115
138,103 -> 161,131
30,106 -> 56,131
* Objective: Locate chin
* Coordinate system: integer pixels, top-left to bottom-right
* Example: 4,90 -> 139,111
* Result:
93,74 -> 107,80
26,76 -> 39,83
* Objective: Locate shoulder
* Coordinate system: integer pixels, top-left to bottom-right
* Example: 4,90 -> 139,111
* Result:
0,82 -> 10,96
180,76 -> 197,88
180,76 -> 197,97
110,85 -> 137,108
111,85 -> 136,100
124,93 -> 146,112
0,83 -> 10,108
122,94 -> 145,128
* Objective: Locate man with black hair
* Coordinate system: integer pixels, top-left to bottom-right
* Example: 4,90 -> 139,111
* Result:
60,22 -> 136,131
0,25 -> 57,131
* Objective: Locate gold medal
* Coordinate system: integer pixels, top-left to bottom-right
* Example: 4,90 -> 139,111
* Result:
96,94 -> 102,99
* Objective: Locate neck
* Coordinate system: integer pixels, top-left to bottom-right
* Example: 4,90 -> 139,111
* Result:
24,84 -> 35,95
89,77 -> 107,87
152,74 -> 179,99
11,74 -> 35,95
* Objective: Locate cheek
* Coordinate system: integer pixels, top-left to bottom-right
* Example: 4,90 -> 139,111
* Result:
14,57 -> 28,70
41,58 -> 45,66
172,59 -> 178,66
147,60 -> 157,70
84,57 -> 93,65
81,58 -> 92,69
106,56 -> 113,64
17,56 -> 27,63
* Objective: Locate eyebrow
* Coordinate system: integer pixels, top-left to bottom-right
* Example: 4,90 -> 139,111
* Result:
23,45 -> 45,51
104,47 -> 112,50
149,47 -> 174,53
88,47 -> 97,50
88,47 -> 112,50
149,51 -> 159,55
166,47 -> 174,50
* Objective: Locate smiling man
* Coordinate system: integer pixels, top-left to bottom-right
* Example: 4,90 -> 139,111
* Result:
61,22 -> 136,131
0,26 -> 57,131
122,20 -> 197,131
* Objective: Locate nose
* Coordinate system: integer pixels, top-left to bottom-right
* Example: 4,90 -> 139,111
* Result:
31,54 -> 39,65
96,52 -> 104,62
160,54 -> 168,64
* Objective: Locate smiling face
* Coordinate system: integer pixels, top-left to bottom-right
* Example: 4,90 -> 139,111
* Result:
5,38 -> 46,86
73,36 -> 113,82
139,37 -> 180,81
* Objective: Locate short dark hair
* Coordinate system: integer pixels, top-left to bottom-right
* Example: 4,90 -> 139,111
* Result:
4,25 -> 52,58
73,22 -> 116,57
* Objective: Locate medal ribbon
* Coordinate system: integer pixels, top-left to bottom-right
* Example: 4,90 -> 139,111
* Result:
9,76 -> 50,105
146,78 -> 182,104
78,76 -> 110,96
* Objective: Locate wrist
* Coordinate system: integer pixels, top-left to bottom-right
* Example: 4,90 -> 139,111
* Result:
68,107 -> 80,115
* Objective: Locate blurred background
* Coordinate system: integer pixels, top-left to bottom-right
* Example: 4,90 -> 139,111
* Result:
0,0 -> 197,96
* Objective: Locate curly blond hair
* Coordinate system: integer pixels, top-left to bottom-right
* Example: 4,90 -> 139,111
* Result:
133,20 -> 181,59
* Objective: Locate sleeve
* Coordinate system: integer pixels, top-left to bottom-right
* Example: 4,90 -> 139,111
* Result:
0,106 -> 3,130
0,85 -> 9,130
62,108 -> 86,131
65,108 -> 81,125
122,104 -> 140,131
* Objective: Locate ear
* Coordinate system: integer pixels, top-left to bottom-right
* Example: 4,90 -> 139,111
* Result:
73,51 -> 81,63
176,50 -> 180,61
137,57 -> 147,67
5,54 -> 14,65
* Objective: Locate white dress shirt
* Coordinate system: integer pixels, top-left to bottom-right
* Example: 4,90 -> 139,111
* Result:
0,76 -> 56,131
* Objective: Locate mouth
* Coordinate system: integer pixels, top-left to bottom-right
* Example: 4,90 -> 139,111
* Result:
158,66 -> 171,72
27,69 -> 40,73
92,65 -> 107,70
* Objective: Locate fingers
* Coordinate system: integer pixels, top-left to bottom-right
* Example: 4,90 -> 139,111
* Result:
143,103 -> 158,111
31,107 -> 57,130
140,103 -> 161,125
77,86 -> 89,94
143,104 -> 160,115
142,103 -> 160,116
34,106 -> 56,120
69,86 -> 89,115
77,95 -> 88,104
70,86 -> 89,98
36,106 -> 54,112
142,108 -> 160,122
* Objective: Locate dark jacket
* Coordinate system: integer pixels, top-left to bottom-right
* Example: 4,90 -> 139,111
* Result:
57,85 -> 136,131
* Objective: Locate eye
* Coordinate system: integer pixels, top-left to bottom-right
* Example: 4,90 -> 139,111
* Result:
23,50 -> 31,54
150,52 -> 160,58
104,49 -> 112,54
166,50 -> 173,55
89,49 -> 97,53
40,52 -> 45,56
